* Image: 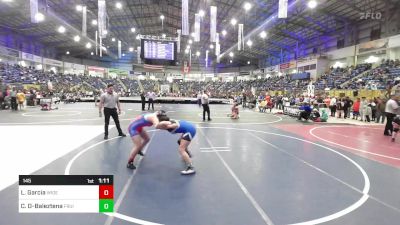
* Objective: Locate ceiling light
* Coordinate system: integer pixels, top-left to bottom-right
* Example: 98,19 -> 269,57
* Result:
160,15 -> 165,20
308,0 -> 317,9
186,45 -> 191,49
246,40 -> 253,47
131,27 -> 136,33
136,35 -> 140,40
230,60 -> 233,63
185,49 -> 189,54
247,61 -> 251,65
222,30 -> 227,36
115,2 -> 122,9
191,32 -> 196,38
111,38 -> 116,42
199,10 -> 205,17
129,47 -> 134,52
162,33 -> 166,38
76,5 -> 83,11
209,44 -> 214,49
230,18 -> 237,26
57,26 -> 66,33
86,43 -> 92,49
73,35 -> 80,42
259,31 -> 267,39
122,53 -> 125,57
103,30 -> 108,35
243,2 -> 252,11
196,51 -> 200,57
91,20 -> 97,25
34,12 -> 45,22
91,52 -> 94,55
188,39 -> 193,44
229,52 -> 234,57
66,51 -> 70,55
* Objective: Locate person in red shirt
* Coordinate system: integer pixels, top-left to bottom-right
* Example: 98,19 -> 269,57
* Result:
352,98 -> 361,120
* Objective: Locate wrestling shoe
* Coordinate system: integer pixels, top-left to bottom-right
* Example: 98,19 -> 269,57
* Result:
138,150 -> 145,156
126,162 -> 136,169
181,166 -> 195,175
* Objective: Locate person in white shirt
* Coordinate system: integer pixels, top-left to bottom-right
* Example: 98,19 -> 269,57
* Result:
147,91 -> 156,111
384,95 -> 399,136
330,97 -> 337,117
201,91 -> 211,121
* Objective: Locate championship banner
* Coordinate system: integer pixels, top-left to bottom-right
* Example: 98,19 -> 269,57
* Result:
98,0 -> 107,38
215,33 -> 220,61
205,50 -> 209,68
238,24 -> 244,51
182,0 -> 189,35
194,14 -> 201,42
210,6 -> 217,42
177,29 -> 181,52
99,37 -> 103,57
278,0 -> 288,18
95,31 -> 98,55
30,0 -> 38,23
82,6 -> 87,36
118,40 -> 121,58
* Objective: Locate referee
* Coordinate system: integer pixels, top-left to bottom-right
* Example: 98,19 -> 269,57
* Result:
99,84 -> 126,140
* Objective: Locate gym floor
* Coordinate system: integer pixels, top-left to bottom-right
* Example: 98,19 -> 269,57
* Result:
1,102 -> 400,225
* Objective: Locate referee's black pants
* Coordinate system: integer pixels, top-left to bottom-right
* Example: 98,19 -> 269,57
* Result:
148,98 -> 154,110
202,104 -> 211,121
104,107 -> 123,136
384,112 -> 396,135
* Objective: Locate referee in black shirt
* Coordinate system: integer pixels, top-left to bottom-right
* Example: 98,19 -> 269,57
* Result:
99,84 -> 126,140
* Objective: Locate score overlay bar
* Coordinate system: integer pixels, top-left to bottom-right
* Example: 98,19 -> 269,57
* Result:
19,175 -> 113,213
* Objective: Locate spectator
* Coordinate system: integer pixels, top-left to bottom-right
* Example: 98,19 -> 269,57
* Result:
298,103 -> 312,121
384,95 -> 399,136
336,98 -> 344,118
10,87 -> 17,111
259,100 -> 266,112
330,96 -> 337,117
365,102 -> 372,122
16,90 -> 25,110
344,96 -> 353,119
360,97 -> 368,121
310,108 -> 321,122
352,98 -> 361,120
375,97 -> 386,124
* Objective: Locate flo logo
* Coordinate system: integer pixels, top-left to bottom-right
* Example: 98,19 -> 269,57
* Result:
360,12 -> 382,20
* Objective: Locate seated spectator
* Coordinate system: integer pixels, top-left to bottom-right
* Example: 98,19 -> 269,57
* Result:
298,103 -> 312,121
266,100 -> 274,113
310,109 -> 321,122
321,109 -> 329,122
259,100 -> 267,112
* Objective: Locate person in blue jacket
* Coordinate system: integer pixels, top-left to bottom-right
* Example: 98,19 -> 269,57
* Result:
298,103 -> 312,121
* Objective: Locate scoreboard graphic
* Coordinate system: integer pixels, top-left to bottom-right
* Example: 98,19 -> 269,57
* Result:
19,175 -> 113,213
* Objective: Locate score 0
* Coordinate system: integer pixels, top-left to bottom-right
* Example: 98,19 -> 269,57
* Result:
99,185 -> 114,213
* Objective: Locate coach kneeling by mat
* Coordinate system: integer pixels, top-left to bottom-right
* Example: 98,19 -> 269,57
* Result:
99,84 -> 126,140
